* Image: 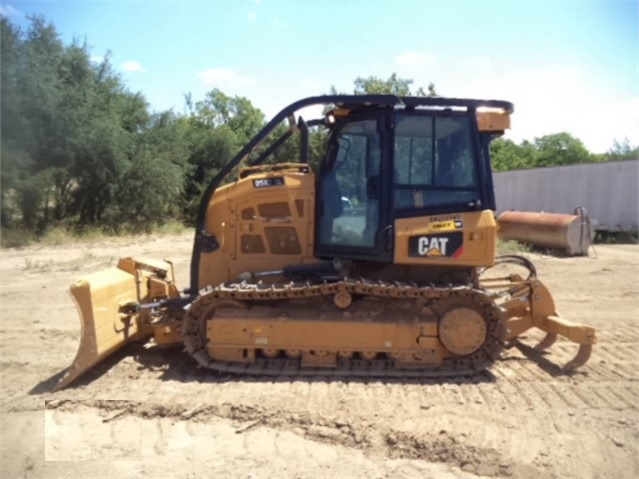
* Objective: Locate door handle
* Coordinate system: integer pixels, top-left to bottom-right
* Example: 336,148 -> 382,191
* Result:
379,225 -> 393,251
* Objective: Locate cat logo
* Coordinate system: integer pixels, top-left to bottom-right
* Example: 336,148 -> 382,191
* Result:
418,237 -> 449,256
408,232 -> 464,258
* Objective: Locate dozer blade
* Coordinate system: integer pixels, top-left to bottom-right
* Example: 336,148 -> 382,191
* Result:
55,266 -> 149,391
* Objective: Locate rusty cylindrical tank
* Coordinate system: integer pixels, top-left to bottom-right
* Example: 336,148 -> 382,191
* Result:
497,210 -> 592,255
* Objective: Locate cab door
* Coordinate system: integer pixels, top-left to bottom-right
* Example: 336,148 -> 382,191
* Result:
314,114 -> 392,262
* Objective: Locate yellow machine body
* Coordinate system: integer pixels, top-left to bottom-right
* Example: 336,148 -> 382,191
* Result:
198,165 -> 319,289
196,164 -> 498,289
57,96 -> 596,389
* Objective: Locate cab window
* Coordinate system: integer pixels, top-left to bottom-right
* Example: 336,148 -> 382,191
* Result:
393,114 -> 478,210
318,119 -> 381,247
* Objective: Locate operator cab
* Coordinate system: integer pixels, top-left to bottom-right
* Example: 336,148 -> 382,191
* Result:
315,103 -> 498,262
191,95 -> 511,291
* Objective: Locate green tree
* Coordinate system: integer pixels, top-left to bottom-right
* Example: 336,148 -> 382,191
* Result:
1,15 -> 68,229
0,15 -> 190,231
490,138 -> 538,171
605,138 -> 639,161
0,18 -> 25,226
352,73 -> 436,96
181,90 -> 267,218
490,132 -> 601,171
533,132 -> 592,167
192,89 -> 264,143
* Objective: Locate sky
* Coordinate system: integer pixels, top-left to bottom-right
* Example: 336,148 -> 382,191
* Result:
2,0 -> 638,153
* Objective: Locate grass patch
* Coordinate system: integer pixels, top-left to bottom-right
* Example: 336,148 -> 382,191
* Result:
0,228 -> 36,248
593,231 -> 638,244
40,227 -> 105,246
497,239 -> 532,254
1,221 -> 191,249
153,219 -> 191,236
22,251 -> 114,273
22,257 -> 56,272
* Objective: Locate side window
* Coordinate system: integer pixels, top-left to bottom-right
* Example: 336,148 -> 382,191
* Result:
435,118 -> 475,188
394,116 -> 433,185
319,119 -> 380,247
393,114 -> 478,210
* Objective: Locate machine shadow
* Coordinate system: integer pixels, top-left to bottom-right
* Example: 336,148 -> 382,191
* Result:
30,370 -> 68,395
30,346 -> 141,395
505,339 -> 588,379
32,337 -> 589,395
33,342 -> 502,394
134,343 -> 501,387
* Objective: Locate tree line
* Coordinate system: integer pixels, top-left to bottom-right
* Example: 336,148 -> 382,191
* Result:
490,135 -> 636,172
1,16 -> 636,235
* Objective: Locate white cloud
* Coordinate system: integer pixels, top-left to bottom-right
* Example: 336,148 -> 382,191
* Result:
436,63 -> 637,153
248,11 -> 257,22
121,61 -> 146,72
0,3 -> 21,17
395,51 -> 437,74
196,67 -> 256,88
572,96 -> 639,152
459,55 -> 492,69
90,55 -> 104,64
494,66 -> 634,152
191,61 -> 635,154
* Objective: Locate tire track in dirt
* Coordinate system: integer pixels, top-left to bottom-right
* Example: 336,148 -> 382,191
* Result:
48,335 -> 638,417
33,324 -> 637,423
43,399 -> 532,478
4,241 -> 638,479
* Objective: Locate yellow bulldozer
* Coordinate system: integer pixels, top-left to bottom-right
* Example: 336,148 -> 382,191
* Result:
56,95 -> 596,390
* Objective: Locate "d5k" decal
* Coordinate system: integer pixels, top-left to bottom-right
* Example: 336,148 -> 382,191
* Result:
408,232 -> 464,258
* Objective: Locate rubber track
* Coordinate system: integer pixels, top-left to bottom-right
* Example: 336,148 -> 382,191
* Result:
182,279 -> 507,379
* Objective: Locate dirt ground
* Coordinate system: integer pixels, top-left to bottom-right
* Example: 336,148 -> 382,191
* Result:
0,233 -> 637,479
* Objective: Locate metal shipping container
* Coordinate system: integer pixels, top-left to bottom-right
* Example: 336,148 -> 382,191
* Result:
493,160 -> 639,232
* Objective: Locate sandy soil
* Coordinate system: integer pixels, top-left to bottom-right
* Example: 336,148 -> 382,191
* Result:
0,233 -> 637,479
